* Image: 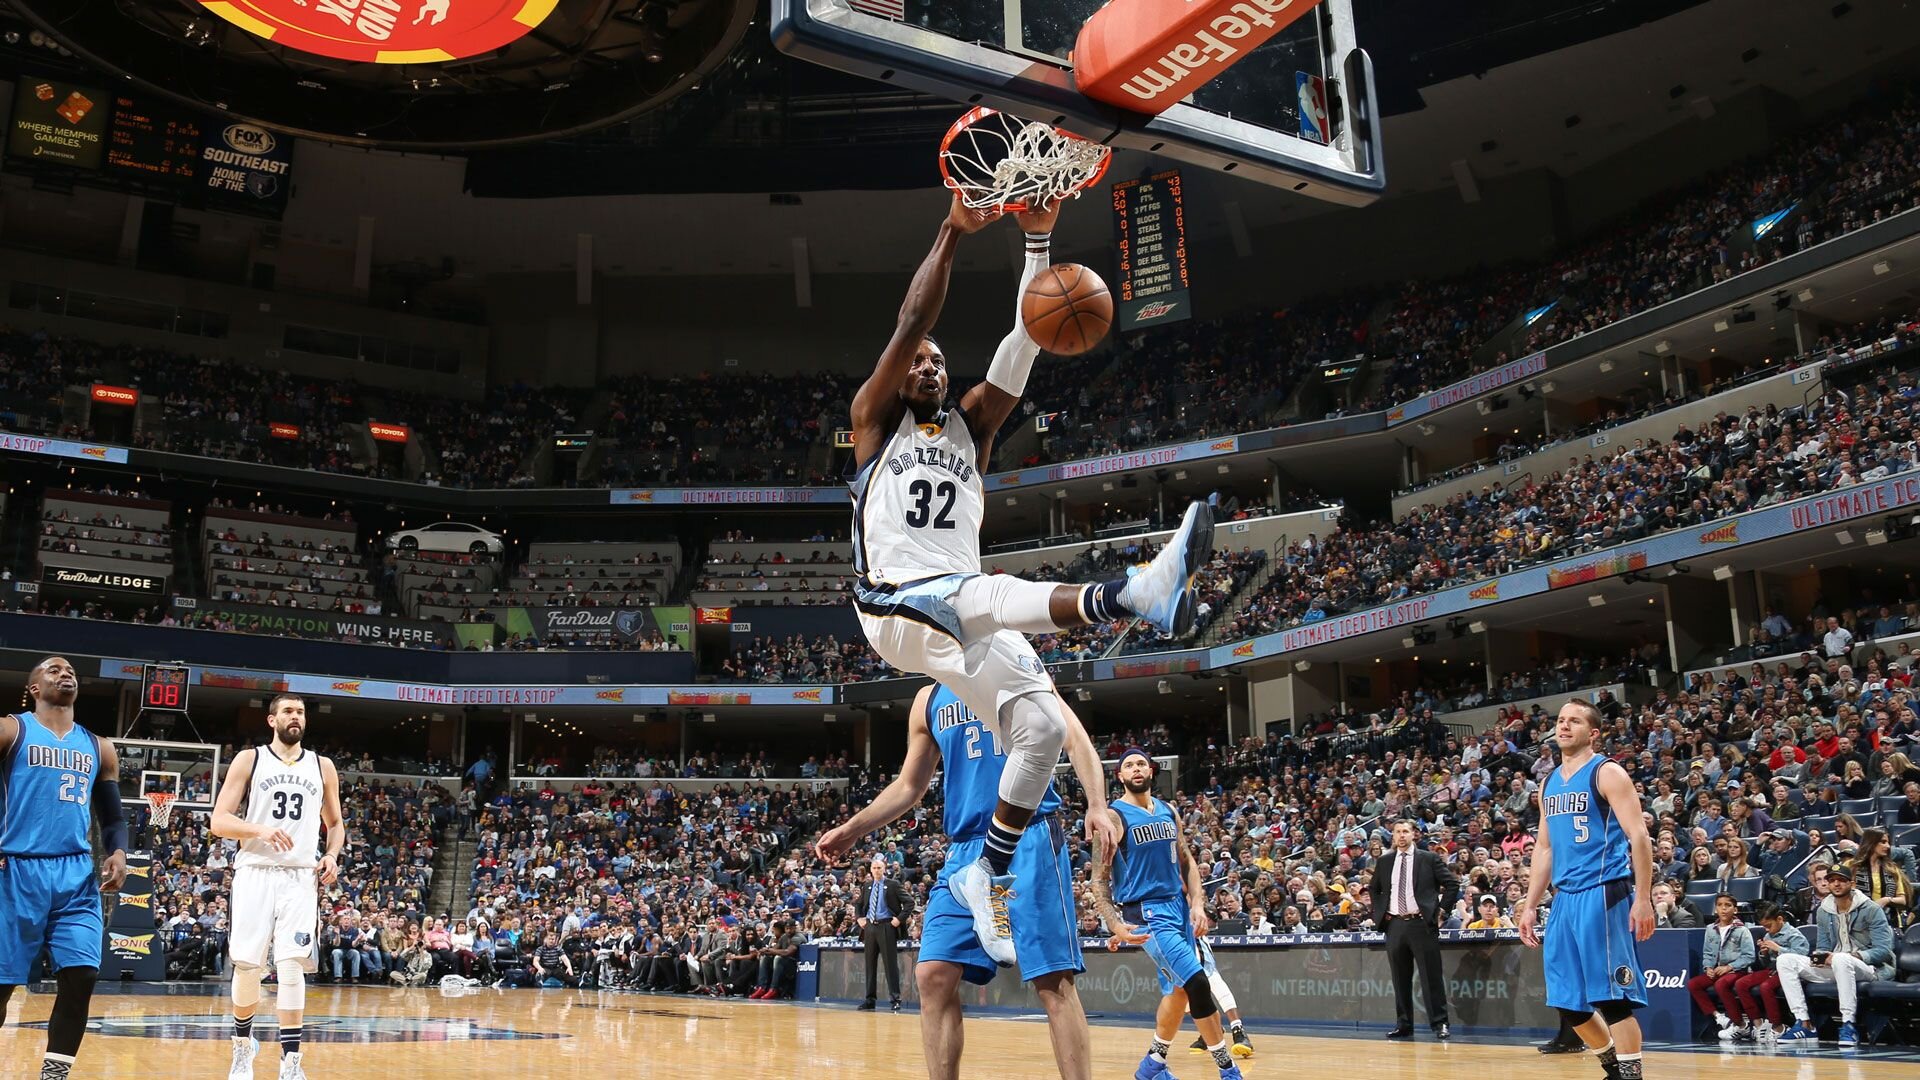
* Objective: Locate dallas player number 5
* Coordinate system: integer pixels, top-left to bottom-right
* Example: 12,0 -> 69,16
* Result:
905,479 -> 957,530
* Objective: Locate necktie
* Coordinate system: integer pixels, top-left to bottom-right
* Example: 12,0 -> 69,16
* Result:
1396,852 -> 1414,916
870,881 -> 884,921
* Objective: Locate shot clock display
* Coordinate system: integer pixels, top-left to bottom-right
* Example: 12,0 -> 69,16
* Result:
140,663 -> 191,714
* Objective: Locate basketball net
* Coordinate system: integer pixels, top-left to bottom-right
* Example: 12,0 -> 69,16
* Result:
145,791 -> 176,829
938,107 -> 1111,212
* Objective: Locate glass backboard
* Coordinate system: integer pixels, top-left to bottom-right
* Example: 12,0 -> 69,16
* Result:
771,0 -> 1384,204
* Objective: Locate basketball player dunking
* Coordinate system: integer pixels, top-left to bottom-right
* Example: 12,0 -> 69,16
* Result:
816,682 -> 1109,1079
1093,750 -> 1244,1080
211,694 -> 344,1080
849,192 -> 1213,965
1517,700 -> 1654,1080
0,657 -> 129,1080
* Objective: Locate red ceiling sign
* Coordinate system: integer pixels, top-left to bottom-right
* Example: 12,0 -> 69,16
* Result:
196,0 -> 560,64
368,421 -> 409,444
90,384 -> 139,406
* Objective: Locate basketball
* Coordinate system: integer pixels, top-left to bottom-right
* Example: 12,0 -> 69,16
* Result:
1021,263 -> 1113,356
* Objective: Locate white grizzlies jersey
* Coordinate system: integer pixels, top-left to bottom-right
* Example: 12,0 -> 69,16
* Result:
852,409 -> 985,584
233,745 -> 325,870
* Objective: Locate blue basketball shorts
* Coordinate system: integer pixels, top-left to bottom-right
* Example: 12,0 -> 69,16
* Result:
921,816 -> 1084,986
1124,895 -> 1205,996
1543,878 -> 1647,1012
0,853 -> 103,983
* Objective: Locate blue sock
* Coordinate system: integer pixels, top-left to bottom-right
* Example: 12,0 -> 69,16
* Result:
1080,580 -> 1128,622
983,817 -> 1024,875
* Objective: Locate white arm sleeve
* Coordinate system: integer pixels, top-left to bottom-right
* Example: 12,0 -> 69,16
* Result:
986,232 -> 1051,397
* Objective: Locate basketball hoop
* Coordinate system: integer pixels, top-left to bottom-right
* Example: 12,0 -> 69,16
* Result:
145,791 -> 176,829
938,107 -> 1112,213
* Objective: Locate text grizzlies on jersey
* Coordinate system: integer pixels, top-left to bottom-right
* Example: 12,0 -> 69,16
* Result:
885,445 -> 976,483
1542,790 -> 1590,816
258,771 -> 322,799
26,745 -> 95,773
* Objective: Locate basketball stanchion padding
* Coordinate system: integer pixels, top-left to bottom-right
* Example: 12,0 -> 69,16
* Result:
1074,0 -> 1329,114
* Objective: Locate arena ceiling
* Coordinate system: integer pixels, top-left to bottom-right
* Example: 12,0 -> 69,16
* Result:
2,0 -> 1915,279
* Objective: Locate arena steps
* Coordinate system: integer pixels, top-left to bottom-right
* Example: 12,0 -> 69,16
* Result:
432,835 -> 478,919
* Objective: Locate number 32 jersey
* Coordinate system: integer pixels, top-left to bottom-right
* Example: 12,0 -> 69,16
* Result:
852,410 -> 985,585
234,746 -> 324,870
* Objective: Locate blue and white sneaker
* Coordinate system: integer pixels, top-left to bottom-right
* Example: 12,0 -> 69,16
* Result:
1217,1066 -> 1245,1080
1134,1054 -> 1177,1080
1836,1021 -> 1857,1047
229,1035 -> 259,1080
946,857 -> 1017,967
1777,1021 -> 1819,1044
1120,501 -> 1216,636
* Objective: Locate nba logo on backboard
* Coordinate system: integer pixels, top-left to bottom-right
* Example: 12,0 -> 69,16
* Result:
1297,72 -> 1328,146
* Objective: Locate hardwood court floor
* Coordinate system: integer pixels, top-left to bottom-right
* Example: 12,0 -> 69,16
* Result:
4,985 -> 1919,1078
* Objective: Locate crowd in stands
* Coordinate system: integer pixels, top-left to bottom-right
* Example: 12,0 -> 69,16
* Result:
1225,364 -> 1920,641
151,778 -> 452,981
3,91 -> 1914,498
1402,646 -> 1669,716
1398,312 -> 1920,498
39,517 -> 171,563
0,328 -> 94,434
118,612 -> 1919,1048
1726,585 -> 1919,665
718,634 -> 892,683
599,372 -> 854,487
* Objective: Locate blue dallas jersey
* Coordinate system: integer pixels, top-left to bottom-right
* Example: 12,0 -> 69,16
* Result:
928,684 -> 1058,842
1541,754 -> 1632,891
1111,796 -> 1185,905
0,711 -> 101,857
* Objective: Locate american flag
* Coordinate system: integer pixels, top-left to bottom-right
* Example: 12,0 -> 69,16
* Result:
848,0 -> 905,20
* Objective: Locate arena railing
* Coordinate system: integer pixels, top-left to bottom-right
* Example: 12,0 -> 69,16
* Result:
506,774 -> 850,795
1683,628 -> 1920,687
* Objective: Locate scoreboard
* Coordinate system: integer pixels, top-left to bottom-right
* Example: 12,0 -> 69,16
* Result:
1111,169 -> 1193,331
139,663 -> 191,715
106,93 -> 204,180
5,73 -> 294,217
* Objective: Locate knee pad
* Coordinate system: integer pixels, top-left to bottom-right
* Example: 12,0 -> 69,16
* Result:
1596,1000 -> 1636,1025
995,692 -> 1069,809
1182,971 -> 1218,1021
1003,691 -> 1068,755
276,960 -> 307,1012
1207,969 -> 1238,1015
1557,1007 -> 1595,1027
232,963 -> 264,1009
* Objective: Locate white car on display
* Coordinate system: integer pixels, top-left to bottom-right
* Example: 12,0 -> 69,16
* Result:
386,521 -> 505,557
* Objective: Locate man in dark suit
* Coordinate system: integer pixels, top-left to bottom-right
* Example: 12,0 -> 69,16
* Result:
858,856 -> 912,1011
1373,819 -> 1461,1040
